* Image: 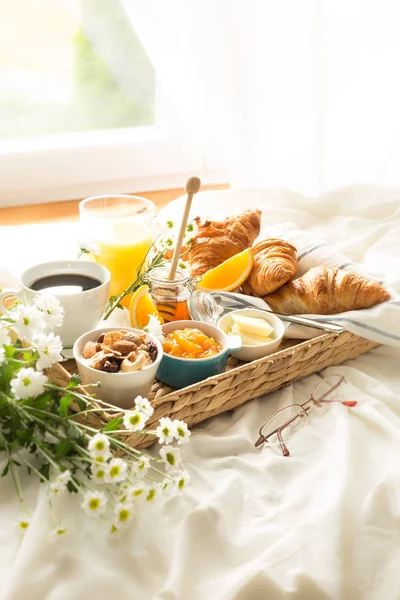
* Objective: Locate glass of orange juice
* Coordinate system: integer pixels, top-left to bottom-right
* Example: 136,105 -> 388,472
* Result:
79,195 -> 155,307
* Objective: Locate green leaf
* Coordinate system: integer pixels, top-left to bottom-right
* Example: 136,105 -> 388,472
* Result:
67,480 -> 77,494
55,438 -> 73,458
31,392 -> 53,410
4,345 -> 15,359
16,429 -> 32,445
58,394 -> 74,417
1,461 -> 10,477
38,462 -> 50,482
67,374 -> 81,389
101,417 -> 123,432
76,397 -> 86,411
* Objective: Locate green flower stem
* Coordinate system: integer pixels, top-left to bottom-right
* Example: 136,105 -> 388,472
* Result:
23,400 -> 168,480
44,383 -> 121,414
10,462 -> 24,505
0,433 -> 24,505
24,458 -> 50,483
37,447 -> 59,471
67,407 -> 122,419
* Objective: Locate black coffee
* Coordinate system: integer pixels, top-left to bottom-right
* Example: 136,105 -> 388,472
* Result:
29,273 -> 102,293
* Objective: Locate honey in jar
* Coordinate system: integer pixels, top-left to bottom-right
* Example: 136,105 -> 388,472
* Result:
149,267 -> 192,323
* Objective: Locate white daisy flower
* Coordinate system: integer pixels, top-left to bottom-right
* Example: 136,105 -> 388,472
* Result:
145,487 -> 157,502
81,491 -> 107,517
173,471 -> 191,492
93,453 -> 111,464
159,478 -> 174,496
123,410 -> 147,432
51,525 -> 67,536
131,455 -> 151,478
34,294 -> 64,329
143,315 -> 164,340
49,469 -> 71,494
114,503 -> 133,525
159,446 -> 182,472
58,469 -> 72,485
91,463 -> 107,485
11,367 -> 48,400
156,417 -> 175,445
17,515 -> 31,531
0,347 -> 5,365
88,433 -> 110,457
133,396 -> 154,418
104,458 -> 128,484
12,304 -> 46,343
34,332 -> 63,371
124,485 -> 145,502
172,419 -> 191,445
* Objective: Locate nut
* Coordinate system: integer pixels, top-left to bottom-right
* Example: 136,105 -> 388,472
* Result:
103,331 -> 124,349
97,333 -> 106,344
82,341 -> 97,360
127,350 -> 138,362
101,345 -> 122,356
122,332 -> 142,346
87,351 -> 114,370
120,351 -> 151,372
113,340 -> 137,354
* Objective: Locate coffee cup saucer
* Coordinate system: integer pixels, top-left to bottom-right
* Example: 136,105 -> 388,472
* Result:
61,348 -> 74,360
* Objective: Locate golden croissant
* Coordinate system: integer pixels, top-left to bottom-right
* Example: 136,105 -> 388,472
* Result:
265,266 -> 391,315
188,209 -> 261,277
247,238 -> 298,296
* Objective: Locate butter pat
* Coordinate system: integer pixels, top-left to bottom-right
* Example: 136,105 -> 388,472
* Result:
231,314 -> 274,337
230,324 -> 274,345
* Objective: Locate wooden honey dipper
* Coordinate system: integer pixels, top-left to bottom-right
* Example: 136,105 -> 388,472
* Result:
168,176 -> 201,280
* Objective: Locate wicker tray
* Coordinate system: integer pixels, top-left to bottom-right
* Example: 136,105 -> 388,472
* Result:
48,330 -> 379,448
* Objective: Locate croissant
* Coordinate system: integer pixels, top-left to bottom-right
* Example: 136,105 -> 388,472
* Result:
264,266 -> 391,315
188,209 -> 261,277
247,238 -> 298,296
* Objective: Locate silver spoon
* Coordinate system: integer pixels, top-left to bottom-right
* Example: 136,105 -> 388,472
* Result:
188,290 -> 344,334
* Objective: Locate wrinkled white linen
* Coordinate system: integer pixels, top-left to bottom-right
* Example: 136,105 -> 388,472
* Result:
1,185 -> 400,600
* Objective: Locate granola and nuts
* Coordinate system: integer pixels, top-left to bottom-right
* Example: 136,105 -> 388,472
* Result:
82,330 -> 158,373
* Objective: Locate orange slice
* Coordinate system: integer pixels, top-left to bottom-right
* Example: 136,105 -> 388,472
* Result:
197,248 -> 254,292
128,285 -> 161,329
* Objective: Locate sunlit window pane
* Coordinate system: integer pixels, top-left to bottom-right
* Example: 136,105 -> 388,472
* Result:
0,0 -> 156,139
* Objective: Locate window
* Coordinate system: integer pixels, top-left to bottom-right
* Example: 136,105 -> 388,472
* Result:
0,0 -> 219,207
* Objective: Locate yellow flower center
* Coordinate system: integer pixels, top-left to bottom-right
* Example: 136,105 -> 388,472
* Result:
109,465 -> 120,478
89,498 -> 100,510
118,509 -> 130,522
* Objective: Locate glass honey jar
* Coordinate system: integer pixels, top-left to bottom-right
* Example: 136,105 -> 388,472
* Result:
149,267 -> 195,323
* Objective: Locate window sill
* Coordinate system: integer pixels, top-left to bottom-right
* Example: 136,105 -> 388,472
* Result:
0,184 -> 229,226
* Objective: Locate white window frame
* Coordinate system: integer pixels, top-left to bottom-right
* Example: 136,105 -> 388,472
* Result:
0,81 -> 227,208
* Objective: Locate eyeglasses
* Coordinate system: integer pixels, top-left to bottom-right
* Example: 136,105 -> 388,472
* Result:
255,374 -> 357,457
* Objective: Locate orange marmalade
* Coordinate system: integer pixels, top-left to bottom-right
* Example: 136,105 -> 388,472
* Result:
162,328 -> 223,359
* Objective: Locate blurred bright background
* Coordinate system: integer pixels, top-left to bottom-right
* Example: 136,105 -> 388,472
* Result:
2,0 -> 400,206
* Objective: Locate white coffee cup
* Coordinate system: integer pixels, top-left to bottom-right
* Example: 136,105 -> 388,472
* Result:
0,260 -> 110,353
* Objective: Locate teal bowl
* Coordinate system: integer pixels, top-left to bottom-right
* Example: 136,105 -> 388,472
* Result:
156,320 -> 242,389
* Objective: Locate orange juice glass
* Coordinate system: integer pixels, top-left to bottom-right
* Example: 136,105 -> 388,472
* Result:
79,195 -> 155,306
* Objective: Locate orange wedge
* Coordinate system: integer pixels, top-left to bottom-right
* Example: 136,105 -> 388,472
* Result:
197,248 -> 254,292
128,285 -> 161,329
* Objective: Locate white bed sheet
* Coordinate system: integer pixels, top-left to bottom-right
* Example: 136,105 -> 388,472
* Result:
1,185 -> 400,600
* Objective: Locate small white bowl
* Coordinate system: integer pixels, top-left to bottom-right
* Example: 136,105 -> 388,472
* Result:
73,326 -> 163,409
217,309 -> 284,362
